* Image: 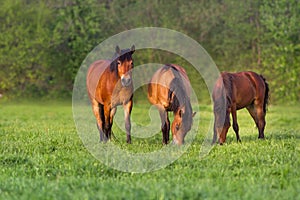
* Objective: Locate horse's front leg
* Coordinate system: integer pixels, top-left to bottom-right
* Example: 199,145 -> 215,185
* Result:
231,104 -> 241,143
103,104 -> 112,141
158,106 -> 170,145
109,107 -> 117,138
212,118 -> 218,145
123,99 -> 133,144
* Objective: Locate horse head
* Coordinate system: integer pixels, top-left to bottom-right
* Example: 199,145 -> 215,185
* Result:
111,45 -> 135,87
172,104 -> 196,145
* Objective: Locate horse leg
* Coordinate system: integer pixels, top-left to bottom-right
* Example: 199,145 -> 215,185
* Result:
91,99 -> 105,142
110,107 -> 117,138
246,104 -> 258,126
255,104 -> 266,139
103,104 -> 112,141
246,103 -> 266,139
212,117 -> 218,145
123,99 -> 133,144
231,105 -> 241,142
157,106 -> 169,145
110,107 -> 117,124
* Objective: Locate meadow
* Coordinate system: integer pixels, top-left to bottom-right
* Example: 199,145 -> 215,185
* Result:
0,101 -> 299,199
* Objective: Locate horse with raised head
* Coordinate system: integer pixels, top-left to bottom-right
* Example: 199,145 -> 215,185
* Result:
148,64 -> 196,145
212,71 -> 269,145
86,45 -> 135,143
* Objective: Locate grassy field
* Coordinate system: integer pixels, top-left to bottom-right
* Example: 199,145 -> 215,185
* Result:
0,101 -> 299,199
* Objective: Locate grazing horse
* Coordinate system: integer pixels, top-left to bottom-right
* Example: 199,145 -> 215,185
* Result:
86,45 -> 135,143
212,71 -> 269,145
148,64 -> 196,145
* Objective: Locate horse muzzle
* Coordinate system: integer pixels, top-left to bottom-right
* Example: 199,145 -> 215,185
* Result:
172,138 -> 184,146
121,75 -> 132,87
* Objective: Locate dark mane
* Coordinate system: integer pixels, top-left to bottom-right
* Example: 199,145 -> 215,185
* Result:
110,48 -> 133,74
165,65 -> 192,120
169,77 -> 188,111
223,73 -> 233,107
164,63 -> 178,71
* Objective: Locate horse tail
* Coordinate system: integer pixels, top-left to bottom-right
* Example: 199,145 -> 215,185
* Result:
260,75 -> 269,113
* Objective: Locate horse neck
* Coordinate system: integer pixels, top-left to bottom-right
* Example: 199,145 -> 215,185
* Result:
213,76 -> 232,127
177,93 -> 193,128
172,81 -> 192,115
182,98 -> 192,118
109,60 -> 119,78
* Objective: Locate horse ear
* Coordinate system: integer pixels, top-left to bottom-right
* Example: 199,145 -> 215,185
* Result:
192,112 -> 196,118
131,45 -> 135,54
115,45 -> 121,54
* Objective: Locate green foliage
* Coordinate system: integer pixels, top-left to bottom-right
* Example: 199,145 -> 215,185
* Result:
0,0 -> 53,97
0,102 -> 299,199
0,0 -> 299,103
260,0 -> 300,102
50,0 -> 111,97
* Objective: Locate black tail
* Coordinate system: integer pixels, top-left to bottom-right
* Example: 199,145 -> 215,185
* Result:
260,75 -> 269,113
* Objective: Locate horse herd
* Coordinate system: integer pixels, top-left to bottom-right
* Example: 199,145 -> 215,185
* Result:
86,45 -> 269,146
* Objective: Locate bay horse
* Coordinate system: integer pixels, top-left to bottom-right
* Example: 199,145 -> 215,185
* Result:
212,71 -> 269,145
148,64 -> 196,145
86,45 -> 135,143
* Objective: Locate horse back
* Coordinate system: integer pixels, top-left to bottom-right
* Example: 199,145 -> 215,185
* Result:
148,64 -> 191,108
232,71 -> 266,109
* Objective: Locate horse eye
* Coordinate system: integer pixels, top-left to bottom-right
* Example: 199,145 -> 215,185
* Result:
117,61 -> 121,66
176,124 -> 180,130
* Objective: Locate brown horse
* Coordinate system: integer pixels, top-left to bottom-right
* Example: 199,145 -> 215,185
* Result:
86,45 -> 135,143
148,64 -> 196,145
212,71 -> 269,145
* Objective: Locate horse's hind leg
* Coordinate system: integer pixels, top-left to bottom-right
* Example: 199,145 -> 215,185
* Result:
109,107 -> 117,139
256,104 -> 266,139
91,99 -> 105,142
246,103 -> 266,139
158,106 -> 170,145
231,105 -> 241,142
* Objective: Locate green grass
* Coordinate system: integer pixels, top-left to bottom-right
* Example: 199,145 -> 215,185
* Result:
0,101 -> 299,199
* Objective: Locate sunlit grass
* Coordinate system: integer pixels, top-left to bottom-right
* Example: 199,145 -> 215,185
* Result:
0,102 -> 299,199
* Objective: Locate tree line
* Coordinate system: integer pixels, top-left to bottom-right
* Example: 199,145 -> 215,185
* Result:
0,0 -> 299,103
